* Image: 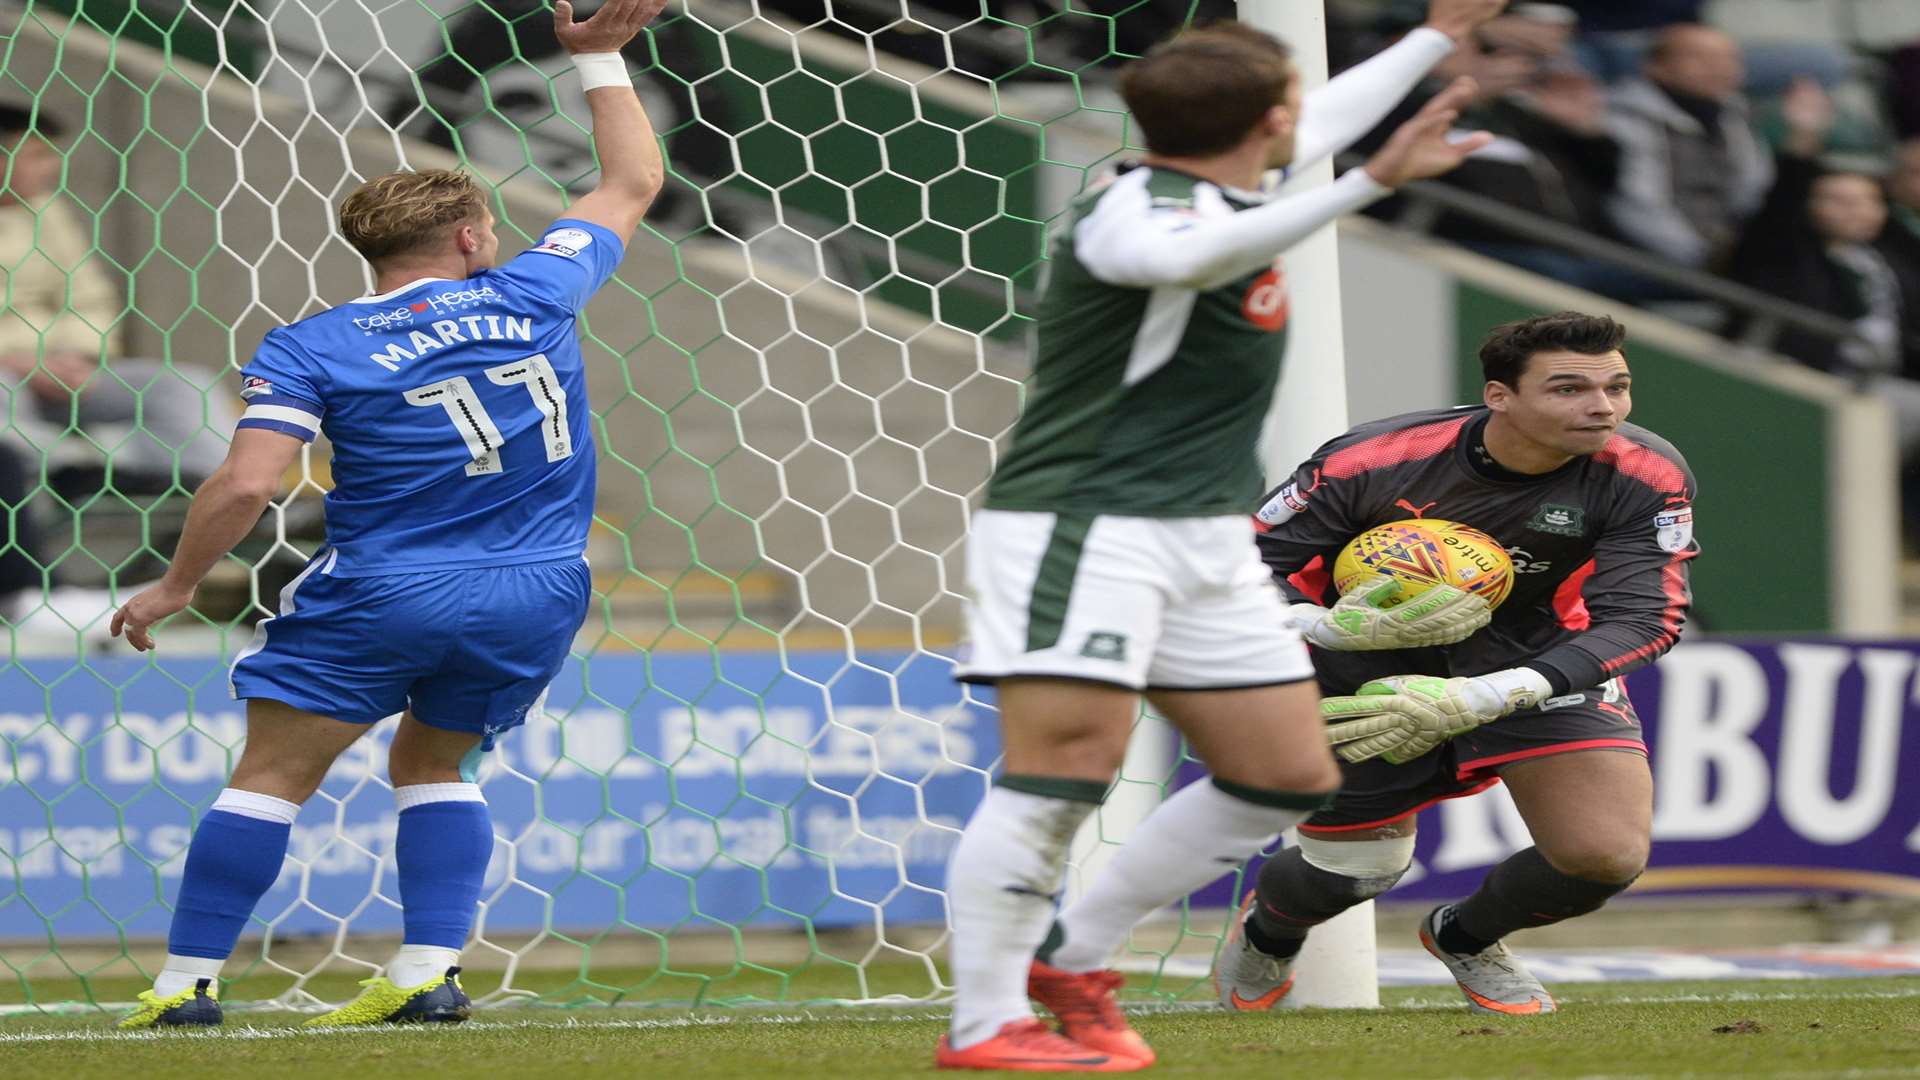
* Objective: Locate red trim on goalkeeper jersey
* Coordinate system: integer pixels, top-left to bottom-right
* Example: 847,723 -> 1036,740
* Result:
1598,549 -> 1693,674
1321,416 -> 1471,480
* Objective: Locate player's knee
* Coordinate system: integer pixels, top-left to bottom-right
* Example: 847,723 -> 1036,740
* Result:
387,744 -> 470,788
1296,833 -> 1416,896
1539,835 -> 1648,885
228,754 -> 332,803
1014,728 -> 1130,781
1219,753 -> 1341,800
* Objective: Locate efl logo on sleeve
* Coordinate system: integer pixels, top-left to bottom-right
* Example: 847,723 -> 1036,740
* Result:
1654,506 -> 1694,553
240,376 -> 274,399
533,227 -> 595,258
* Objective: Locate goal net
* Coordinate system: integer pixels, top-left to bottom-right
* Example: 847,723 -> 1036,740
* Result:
0,0 -> 1242,1012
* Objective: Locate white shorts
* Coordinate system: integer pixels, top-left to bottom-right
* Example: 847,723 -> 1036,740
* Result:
955,509 -> 1316,691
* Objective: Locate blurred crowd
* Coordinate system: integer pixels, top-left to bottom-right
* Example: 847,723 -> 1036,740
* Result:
1320,1 -> 1920,535
1325,3 -> 1917,361
761,0 -> 1920,405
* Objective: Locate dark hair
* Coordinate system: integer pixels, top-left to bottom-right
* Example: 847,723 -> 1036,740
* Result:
0,103 -> 64,140
1479,311 -> 1627,386
1646,22 -> 1719,64
1119,23 -> 1294,158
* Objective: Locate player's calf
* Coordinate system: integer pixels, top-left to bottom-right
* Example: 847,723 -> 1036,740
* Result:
1445,844 -> 1640,945
123,787 -> 305,1028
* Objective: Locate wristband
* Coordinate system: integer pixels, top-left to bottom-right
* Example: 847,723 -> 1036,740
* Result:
573,52 -> 630,92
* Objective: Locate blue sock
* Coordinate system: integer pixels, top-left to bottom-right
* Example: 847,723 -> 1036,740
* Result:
394,783 -> 492,950
166,790 -> 300,961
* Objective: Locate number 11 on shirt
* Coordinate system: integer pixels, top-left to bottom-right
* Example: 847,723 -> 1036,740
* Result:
404,353 -> 574,477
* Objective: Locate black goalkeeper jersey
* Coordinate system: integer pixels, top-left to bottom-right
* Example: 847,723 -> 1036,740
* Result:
1254,406 -> 1698,697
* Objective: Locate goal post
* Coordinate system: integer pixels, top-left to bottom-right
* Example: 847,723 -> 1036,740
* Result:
1238,0 -> 1380,1011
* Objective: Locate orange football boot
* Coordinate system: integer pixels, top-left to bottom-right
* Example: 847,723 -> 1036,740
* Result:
1028,961 -> 1156,1066
936,1018 -> 1147,1072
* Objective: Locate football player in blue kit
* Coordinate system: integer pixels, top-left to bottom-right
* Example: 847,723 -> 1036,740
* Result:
110,0 -> 666,1028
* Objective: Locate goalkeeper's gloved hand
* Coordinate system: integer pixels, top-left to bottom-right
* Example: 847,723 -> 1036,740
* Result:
1321,667 -> 1553,765
1289,573 -> 1491,652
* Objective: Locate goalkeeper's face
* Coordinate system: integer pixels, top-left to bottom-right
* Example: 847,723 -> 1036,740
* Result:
1492,349 -> 1632,457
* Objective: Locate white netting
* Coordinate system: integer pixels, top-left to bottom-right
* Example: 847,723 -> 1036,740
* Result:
0,0 -> 1217,1011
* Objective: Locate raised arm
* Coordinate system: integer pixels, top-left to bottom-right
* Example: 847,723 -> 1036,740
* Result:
552,0 -> 669,243
1288,0 -> 1506,175
1079,81 -> 1493,291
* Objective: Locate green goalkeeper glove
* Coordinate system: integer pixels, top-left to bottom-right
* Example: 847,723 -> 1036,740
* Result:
1322,668 -> 1553,765
1291,573 -> 1491,652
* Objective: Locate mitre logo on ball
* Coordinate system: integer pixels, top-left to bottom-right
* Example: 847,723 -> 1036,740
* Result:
1333,518 -> 1515,610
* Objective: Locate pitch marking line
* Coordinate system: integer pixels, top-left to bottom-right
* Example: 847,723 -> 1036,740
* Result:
7,986 -> 1920,1043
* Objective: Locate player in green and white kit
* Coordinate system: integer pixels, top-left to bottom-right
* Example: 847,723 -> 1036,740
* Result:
939,3 -> 1509,1072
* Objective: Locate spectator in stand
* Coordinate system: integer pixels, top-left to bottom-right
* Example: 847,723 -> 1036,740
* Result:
0,104 -> 233,493
1429,61 -> 1631,284
1562,0 -> 1850,94
1347,7 -> 1666,297
1605,24 -> 1772,269
1730,81 -> 1919,375
1728,82 -> 1920,537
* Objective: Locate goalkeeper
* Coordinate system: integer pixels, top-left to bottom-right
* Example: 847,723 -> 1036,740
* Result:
1211,311 -> 1698,1016
1213,309 -> 1697,1006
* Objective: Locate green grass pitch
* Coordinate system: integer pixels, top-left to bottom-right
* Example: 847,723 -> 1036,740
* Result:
4,971 -> 1917,1079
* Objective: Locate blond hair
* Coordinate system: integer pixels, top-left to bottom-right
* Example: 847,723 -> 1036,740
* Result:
338,169 -> 489,263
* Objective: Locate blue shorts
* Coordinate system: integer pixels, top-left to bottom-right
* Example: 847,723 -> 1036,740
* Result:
229,551 -> 590,744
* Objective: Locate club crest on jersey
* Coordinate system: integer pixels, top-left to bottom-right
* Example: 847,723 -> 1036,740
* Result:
1654,505 -> 1693,553
1241,263 -> 1289,332
1527,503 -> 1586,537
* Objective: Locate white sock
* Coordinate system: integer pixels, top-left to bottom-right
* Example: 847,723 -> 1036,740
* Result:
386,943 -> 461,989
154,954 -> 224,997
1047,779 -> 1324,973
947,784 -> 1099,1049
210,787 -> 301,824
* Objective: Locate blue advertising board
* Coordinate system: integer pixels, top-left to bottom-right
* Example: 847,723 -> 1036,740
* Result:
5,639 -> 1920,945
0,649 -> 995,940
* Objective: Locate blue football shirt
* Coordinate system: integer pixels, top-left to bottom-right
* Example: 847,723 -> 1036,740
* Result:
235,218 -> 624,577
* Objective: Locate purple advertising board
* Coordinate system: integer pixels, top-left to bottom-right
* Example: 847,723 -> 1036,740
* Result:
1197,638 -> 1920,907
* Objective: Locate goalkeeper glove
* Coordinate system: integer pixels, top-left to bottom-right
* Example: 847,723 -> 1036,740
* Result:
1290,573 -> 1491,652
1321,667 -> 1553,765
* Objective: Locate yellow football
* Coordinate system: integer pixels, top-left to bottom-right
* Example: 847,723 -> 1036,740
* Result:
1332,518 -> 1515,611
